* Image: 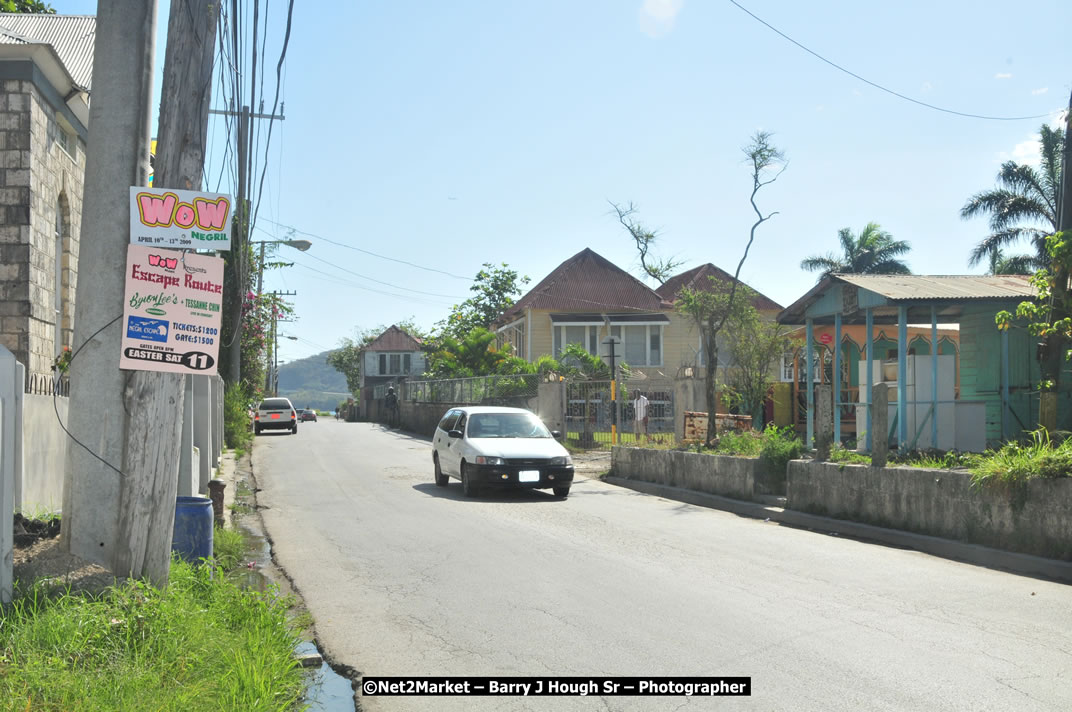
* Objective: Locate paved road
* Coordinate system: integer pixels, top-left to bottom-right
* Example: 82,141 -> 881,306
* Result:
254,421 -> 1072,711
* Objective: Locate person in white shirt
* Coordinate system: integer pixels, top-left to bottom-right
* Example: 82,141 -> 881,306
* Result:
633,393 -> 650,443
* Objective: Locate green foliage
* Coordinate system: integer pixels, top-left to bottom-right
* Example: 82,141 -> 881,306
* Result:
724,304 -> 799,425
425,327 -> 533,378
223,382 -> 253,450
758,425 -> 806,473
0,0 -> 55,12
2,558 -> 304,710
437,263 -> 529,341
963,124 -> 1063,269
212,526 -> 246,571
890,450 -> 981,470
711,429 -> 764,457
971,428 -> 1072,487
800,222 -> 912,278
827,444 -> 871,465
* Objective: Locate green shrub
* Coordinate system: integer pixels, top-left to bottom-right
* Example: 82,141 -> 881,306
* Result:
758,424 -> 805,472
224,382 -> 254,450
712,429 -> 763,457
971,428 -> 1072,487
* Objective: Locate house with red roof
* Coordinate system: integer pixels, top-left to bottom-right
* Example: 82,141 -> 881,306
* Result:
494,248 -> 782,380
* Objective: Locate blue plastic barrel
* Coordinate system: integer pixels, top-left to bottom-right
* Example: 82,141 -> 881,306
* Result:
172,496 -> 214,563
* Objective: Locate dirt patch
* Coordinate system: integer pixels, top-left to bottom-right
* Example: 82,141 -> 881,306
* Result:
571,450 -> 612,478
12,515 -> 116,594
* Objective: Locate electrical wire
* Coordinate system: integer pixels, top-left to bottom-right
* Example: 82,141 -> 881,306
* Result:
292,252 -> 465,298
728,0 -> 1055,122
260,218 -> 474,280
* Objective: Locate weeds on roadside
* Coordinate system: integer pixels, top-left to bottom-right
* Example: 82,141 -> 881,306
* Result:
971,428 -> 1072,487
1,557 -> 305,711
213,526 -> 247,571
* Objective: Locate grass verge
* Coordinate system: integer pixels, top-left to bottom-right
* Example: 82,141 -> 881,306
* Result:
1,558 -> 306,711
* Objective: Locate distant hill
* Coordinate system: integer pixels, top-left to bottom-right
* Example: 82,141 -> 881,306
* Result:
277,350 -> 352,411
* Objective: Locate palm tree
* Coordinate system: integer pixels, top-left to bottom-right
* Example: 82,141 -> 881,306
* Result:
800,222 -> 911,278
962,124 -> 1063,269
987,248 -> 1035,275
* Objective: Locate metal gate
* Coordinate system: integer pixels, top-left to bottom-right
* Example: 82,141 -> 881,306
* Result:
564,379 -> 674,449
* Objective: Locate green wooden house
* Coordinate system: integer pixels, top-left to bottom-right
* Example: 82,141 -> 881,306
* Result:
778,274 -> 1056,451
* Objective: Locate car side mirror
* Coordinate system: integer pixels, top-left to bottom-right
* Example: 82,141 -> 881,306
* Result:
551,430 -> 563,440
448,429 -> 463,439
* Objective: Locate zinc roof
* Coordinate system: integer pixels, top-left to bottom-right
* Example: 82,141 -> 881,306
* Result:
834,274 -> 1035,301
363,325 -> 422,352
499,248 -> 672,323
657,263 -> 783,312
0,13 -> 95,90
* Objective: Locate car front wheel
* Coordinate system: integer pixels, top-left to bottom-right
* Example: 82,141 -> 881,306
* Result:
434,455 -> 448,487
553,486 -> 570,498
461,463 -> 478,498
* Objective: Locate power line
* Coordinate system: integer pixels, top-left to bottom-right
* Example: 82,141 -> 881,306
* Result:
295,252 -> 466,298
261,218 -> 474,280
728,0 -> 1055,122
289,261 -> 457,306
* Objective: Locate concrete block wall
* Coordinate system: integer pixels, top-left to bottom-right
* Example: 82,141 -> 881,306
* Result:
787,461 -> 1072,561
611,447 -> 758,501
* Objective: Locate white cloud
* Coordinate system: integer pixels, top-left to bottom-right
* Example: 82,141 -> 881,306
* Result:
921,81 -> 933,92
994,72 -> 1013,79
638,0 -> 683,38
1031,87 -> 1049,95
998,135 -> 1041,166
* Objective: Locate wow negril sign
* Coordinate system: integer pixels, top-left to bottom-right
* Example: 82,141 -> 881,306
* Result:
129,186 -> 233,251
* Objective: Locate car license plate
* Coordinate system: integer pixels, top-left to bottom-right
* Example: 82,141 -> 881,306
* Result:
270,414 -> 280,419
519,470 -> 540,482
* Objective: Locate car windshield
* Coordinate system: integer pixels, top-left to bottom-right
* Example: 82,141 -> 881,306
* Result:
260,399 -> 292,411
467,412 -> 551,439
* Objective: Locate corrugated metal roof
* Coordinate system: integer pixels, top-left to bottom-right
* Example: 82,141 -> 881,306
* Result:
0,14 -> 95,89
657,263 -> 784,311
499,248 -> 673,323
363,325 -> 422,352
834,274 -> 1035,301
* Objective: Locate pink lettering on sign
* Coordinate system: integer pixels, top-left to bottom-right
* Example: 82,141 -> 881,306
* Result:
135,191 -> 232,231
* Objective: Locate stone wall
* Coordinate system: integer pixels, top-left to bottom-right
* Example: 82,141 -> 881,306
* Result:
787,460 -> 1072,561
611,447 -> 759,501
0,79 -> 84,379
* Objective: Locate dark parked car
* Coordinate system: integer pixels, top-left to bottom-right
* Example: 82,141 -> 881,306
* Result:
255,397 -> 297,435
299,409 -> 317,422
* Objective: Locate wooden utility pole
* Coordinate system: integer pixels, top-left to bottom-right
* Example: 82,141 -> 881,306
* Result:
114,0 -> 221,584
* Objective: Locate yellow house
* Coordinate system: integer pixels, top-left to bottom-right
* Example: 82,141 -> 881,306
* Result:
494,248 -> 783,383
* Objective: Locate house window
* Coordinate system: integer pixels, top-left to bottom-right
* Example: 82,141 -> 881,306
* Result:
553,325 -> 599,358
379,352 -> 411,375
609,325 -> 663,366
379,354 -> 387,375
389,354 -> 401,374
403,354 -> 412,374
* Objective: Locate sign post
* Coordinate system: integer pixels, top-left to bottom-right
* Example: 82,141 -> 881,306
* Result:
602,336 -> 621,445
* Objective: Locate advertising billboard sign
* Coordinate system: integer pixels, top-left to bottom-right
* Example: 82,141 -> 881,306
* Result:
119,244 -> 225,375
129,186 -> 233,250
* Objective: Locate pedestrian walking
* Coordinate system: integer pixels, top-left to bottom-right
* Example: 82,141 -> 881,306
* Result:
384,386 -> 399,428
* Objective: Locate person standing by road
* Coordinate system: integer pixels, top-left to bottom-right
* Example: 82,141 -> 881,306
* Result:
384,386 -> 399,428
633,392 -> 649,443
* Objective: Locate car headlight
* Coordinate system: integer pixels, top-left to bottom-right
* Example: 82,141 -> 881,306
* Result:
475,456 -> 505,466
549,456 -> 572,466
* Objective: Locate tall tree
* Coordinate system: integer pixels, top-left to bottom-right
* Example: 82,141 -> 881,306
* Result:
610,201 -> 683,285
0,1 -> 55,12
438,263 -> 529,341
723,296 -> 798,425
963,124 -> 1064,269
986,248 -> 1034,275
800,222 -> 911,278
676,131 -> 786,445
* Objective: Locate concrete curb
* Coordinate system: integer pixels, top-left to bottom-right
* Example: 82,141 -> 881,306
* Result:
604,475 -> 1072,585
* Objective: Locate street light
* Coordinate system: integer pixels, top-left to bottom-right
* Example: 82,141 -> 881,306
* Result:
253,238 -> 312,295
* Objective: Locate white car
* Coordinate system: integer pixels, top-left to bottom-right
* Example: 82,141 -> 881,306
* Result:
254,397 -> 298,435
431,406 -> 575,498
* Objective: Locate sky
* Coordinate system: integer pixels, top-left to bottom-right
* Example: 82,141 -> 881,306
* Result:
55,0 -> 1072,368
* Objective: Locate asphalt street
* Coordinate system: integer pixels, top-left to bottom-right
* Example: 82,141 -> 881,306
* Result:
254,421 -> 1072,712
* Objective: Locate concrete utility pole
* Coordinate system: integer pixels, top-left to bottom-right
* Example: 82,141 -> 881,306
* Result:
115,0 -> 221,584
62,0 -> 159,570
